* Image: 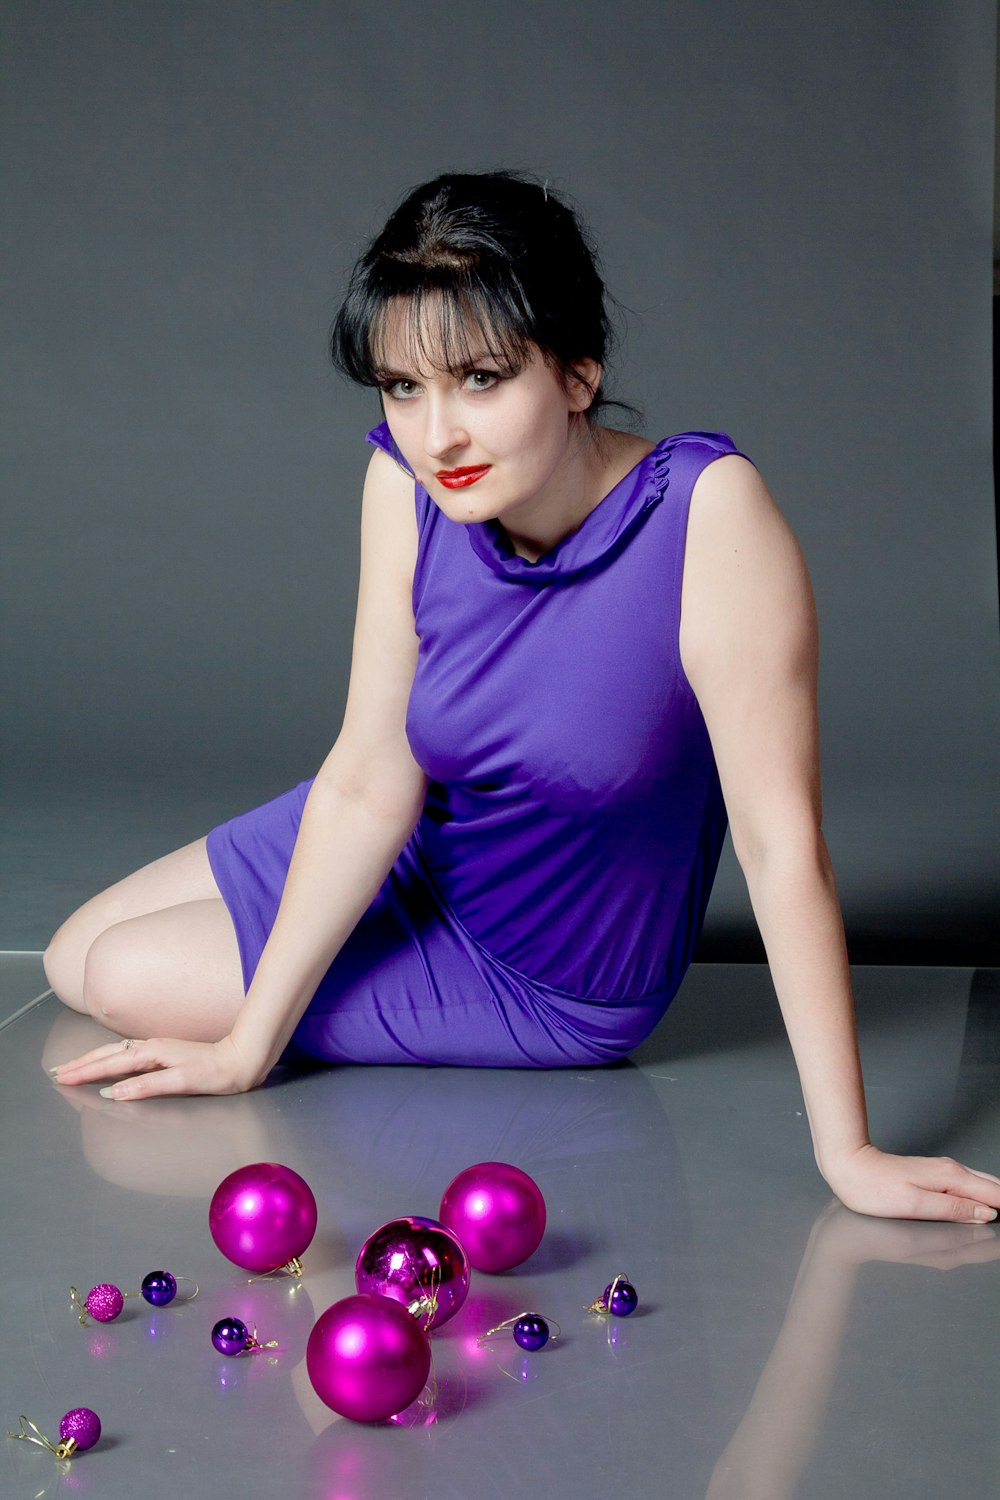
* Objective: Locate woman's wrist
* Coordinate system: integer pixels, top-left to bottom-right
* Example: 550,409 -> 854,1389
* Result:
817,1134 -> 873,1168
221,1027 -> 276,1092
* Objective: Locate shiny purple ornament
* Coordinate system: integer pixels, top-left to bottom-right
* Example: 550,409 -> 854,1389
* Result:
140,1270 -> 177,1307
85,1283 -> 124,1322
513,1313 -> 550,1352
604,1278 -> 638,1317
439,1162 -> 546,1273
307,1293 -> 431,1422
58,1408 -> 102,1453
211,1316 -> 251,1356
209,1162 -> 317,1274
355,1216 -> 470,1331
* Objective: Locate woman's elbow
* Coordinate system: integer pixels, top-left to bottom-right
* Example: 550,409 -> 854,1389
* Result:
730,809 -> 831,886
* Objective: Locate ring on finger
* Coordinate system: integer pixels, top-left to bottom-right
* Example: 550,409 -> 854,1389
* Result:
122,1038 -> 136,1052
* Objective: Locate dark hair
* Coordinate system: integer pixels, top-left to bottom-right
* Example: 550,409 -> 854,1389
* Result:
330,171 -> 619,419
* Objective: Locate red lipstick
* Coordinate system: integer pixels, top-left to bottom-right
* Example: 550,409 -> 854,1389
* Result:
435,465 -> 491,489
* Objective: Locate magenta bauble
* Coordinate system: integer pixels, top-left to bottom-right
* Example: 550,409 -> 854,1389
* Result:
209,1162 -> 317,1273
59,1407 -> 102,1453
439,1162 -> 546,1273
355,1216 -> 470,1330
307,1294 -> 432,1422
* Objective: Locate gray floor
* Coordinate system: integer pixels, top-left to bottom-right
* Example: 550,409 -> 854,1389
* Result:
2,956 -> 997,1499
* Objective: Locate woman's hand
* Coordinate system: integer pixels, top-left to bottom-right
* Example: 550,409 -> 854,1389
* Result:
50,1033 -> 264,1100
822,1143 -> 1000,1223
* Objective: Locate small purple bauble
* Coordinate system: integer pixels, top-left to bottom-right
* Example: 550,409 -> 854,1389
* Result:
140,1270 -> 177,1307
85,1283 -> 124,1322
307,1294 -> 431,1423
59,1407 -> 101,1452
439,1162 -> 546,1273
355,1216 -> 470,1331
513,1314 -> 550,1352
212,1316 -> 250,1356
605,1279 -> 638,1317
209,1162 -> 318,1274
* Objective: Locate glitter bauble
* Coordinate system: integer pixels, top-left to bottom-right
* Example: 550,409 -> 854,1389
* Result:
59,1407 -> 102,1452
85,1283 -> 124,1322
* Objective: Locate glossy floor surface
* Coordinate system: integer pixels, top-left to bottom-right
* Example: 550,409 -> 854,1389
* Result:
2,958 -> 997,1499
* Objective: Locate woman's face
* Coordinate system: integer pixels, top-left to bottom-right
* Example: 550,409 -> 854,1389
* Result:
376,301 -> 599,531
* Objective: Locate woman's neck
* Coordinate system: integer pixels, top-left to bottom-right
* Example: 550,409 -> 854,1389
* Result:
500,426 -> 656,563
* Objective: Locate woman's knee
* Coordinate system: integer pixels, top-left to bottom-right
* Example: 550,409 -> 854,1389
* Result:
43,916 -> 91,1013
80,923 -> 152,1035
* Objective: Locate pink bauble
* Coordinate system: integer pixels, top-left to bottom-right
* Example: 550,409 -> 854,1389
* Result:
59,1406 -> 102,1452
355,1216 -> 470,1330
307,1294 -> 431,1422
209,1162 -> 317,1274
439,1162 -> 546,1273
85,1282 -> 124,1322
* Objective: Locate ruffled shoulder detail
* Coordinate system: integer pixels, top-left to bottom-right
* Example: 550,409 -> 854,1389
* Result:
365,420 -> 415,476
364,424 -> 748,585
465,437 -> 677,585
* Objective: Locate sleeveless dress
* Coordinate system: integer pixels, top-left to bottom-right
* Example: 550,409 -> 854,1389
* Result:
206,424 -> 751,1066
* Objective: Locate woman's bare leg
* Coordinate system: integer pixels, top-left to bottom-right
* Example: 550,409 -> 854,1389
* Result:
44,838 -> 245,1041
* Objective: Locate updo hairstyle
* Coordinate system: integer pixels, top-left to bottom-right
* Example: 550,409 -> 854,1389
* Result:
331,171 -> 617,418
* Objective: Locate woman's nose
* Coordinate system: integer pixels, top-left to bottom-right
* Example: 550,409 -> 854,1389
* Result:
422,395 -> 468,461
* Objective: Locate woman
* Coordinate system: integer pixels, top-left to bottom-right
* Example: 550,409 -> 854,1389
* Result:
46,171 -> 999,1224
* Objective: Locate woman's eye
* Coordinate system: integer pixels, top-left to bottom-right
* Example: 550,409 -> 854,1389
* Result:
384,379 -> 420,400
465,370 -> 499,391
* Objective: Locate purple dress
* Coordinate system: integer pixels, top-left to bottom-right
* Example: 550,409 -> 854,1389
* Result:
206,424 -> 750,1066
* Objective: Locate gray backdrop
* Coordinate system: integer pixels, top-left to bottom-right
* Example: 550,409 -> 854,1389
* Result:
3,0 -> 998,959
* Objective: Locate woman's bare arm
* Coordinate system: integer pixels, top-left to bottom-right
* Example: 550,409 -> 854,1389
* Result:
54,448 -> 427,1098
680,455 -> 1000,1222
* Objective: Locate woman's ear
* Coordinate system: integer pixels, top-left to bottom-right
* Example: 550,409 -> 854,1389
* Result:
567,358 -> 603,411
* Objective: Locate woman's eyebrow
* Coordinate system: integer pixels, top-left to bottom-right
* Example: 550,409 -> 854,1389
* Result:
377,353 -> 502,382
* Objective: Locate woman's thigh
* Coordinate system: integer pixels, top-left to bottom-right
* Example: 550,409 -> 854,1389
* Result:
44,837 -> 234,1012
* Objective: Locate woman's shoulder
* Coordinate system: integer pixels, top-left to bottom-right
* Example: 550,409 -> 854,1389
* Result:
661,429 -> 753,464
365,419 -> 413,476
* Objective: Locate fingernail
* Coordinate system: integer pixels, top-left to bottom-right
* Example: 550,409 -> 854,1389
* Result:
48,1067 -> 60,1077
99,1086 -> 119,1100
973,1207 -> 997,1222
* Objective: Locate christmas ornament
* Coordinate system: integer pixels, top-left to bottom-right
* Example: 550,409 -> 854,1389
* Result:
70,1282 -> 123,1324
6,1409 -> 101,1459
477,1312 -> 561,1352
209,1162 -> 317,1275
210,1316 -> 278,1357
140,1270 -> 178,1306
439,1162 -> 546,1272
355,1216 -> 470,1331
307,1294 -> 432,1423
70,1272 -> 198,1323
587,1273 -> 638,1317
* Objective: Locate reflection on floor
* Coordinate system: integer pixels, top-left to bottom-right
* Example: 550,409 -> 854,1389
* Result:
2,957 -> 997,1500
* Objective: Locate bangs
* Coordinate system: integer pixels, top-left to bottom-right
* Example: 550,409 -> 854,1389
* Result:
335,271 -> 536,388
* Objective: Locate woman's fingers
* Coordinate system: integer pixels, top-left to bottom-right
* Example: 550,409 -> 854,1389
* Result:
963,1165 -> 1000,1187
909,1188 -> 998,1224
924,1158 -> 1000,1214
51,1039 -> 152,1085
829,1148 -> 1000,1223
98,1066 -> 186,1101
54,1035 -> 255,1100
